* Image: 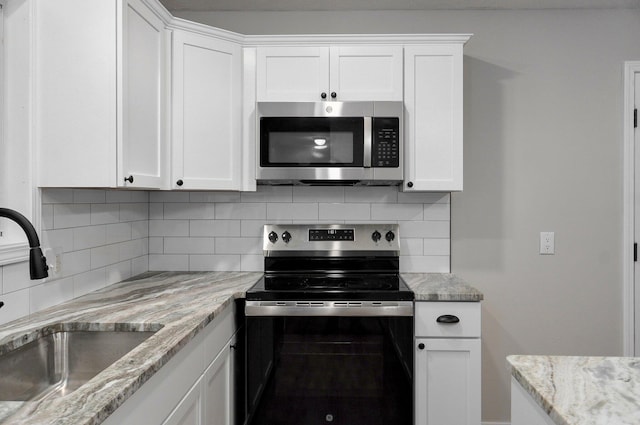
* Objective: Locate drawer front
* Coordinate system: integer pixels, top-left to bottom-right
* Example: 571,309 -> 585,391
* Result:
415,302 -> 481,338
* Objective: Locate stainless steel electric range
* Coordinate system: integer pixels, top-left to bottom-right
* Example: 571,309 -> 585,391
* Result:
244,224 -> 414,425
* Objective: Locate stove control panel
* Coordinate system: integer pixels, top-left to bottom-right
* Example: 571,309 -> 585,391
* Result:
263,223 -> 400,255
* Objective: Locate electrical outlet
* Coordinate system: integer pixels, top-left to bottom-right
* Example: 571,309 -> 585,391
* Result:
44,247 -> 63,278
540,232 -> 555,255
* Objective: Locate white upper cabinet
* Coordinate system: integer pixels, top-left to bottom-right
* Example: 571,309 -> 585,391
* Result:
403,44 -> 464,192
171,29 -> 242,190
256,45 -> 403,102
36,0 -> 167,189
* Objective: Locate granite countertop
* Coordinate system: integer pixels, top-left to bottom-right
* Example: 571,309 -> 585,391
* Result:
0,271 -> 481,425
508,355 -> 640,425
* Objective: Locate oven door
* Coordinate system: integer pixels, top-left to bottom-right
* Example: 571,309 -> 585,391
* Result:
245,308 -> 413,425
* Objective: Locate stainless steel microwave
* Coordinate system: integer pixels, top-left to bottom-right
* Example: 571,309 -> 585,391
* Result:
256,101 -> 403,185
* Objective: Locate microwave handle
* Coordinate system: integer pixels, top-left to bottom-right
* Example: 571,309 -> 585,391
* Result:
364,117 -> 372,168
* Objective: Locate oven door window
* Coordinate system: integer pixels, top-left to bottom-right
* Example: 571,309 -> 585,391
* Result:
260,117 -> 364,167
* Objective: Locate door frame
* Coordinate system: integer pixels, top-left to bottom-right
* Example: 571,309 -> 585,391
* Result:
623,61 -> 640,356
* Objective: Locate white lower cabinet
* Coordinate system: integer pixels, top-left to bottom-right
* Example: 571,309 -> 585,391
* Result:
414,302 -> 482,425
102,303 -> 238,425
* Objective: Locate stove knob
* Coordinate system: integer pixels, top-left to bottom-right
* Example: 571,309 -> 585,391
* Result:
282,231 -> 292,243
385,231 -> 395,242
371,231 -> 382,242
268,231 -> 278,243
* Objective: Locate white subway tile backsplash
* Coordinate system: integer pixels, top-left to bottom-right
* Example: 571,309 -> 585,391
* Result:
215,237 -> 262,255
149,220 -> 190,237
164,203 -> 215,220
371,203 -> 423,221
216,203 -> 266,220
149,254 -> 188,271
131,256 -> 148,276
397,192 -> 450,204
63,249 -> 92,277
91,244 -> 120,269
164,237 -> 215,254
189,254 -> 241,271
30,277 -> 74,312
293,186 -> 344,203
73,268 -> 106,298
105,223 -> 133,245
344,186 -> 398,203
319,203 -> 371,221
148,237 -> 164,254
241,186 -> 292,203
73,189 -> 106,204
2,261 -> 34,293
42,188 -> 74,204
120,203 -> 148,222
106,261 -> 133,286
190,191 -> 241,203
149,191 -> 190,203
2,186 -> 450,325
267,203 -> 318,220
241,255 -> 263,272
91,204 -> 120,225
190,220 -> 241,237
400,256 -> 450,273
400,238 -> 424,256
53,204 -> 91,229
423,239 -> 451,256
41,204 -> 54,230
43,229 -> 74,253
423,203 -> 451,221
73,225 -> 106,250
399,221 -> 450,238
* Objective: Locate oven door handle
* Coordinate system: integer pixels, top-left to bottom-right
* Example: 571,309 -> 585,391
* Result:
245,300 -> 413,317
363,117 -> 372,168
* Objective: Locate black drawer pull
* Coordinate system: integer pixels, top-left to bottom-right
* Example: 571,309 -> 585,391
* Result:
436,314 -> 460,324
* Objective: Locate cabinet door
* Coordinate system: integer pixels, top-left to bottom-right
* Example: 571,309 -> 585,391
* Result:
329,46 -> 403,101
120,0 -> 166,189
415,338 -> 481,425
257,46 -> 330,101
404,45 -> 463,192
162,379 -> 203,425
172,30 -> 242,190
203,334 -> 236,425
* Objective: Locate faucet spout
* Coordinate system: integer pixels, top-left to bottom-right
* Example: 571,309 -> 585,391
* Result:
0,208 -> 48,279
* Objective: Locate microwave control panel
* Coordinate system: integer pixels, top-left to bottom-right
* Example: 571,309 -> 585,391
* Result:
371,117 -> 400,168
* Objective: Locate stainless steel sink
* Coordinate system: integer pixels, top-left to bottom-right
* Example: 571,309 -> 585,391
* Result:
0,330 -> 156,401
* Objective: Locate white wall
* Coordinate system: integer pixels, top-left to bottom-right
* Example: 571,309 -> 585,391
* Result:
172,8 -> 640,422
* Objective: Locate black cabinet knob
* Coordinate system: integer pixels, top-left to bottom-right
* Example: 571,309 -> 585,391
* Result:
124,175 -> 134,184
176,179 -> 184,187
407,181 -> 413,188
0,301 -> 4,309
331,92 -> 337,98
321,92 -> 327,99
371,231 -> 382,242
268,231 -> 278,243
282,231 -> 292,243
418,343 -> 425,350
385,231 -> 395,242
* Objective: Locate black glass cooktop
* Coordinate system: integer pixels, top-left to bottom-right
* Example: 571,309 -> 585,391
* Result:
246,274 -> 414,302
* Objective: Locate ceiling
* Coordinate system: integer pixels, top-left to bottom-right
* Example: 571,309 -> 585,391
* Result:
160,0 -> 640,12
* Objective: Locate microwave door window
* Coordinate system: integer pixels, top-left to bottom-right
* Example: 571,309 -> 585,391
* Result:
260,117 -> 364,167
268,132 -> 354,164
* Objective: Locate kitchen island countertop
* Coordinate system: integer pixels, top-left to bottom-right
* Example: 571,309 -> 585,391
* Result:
0,271 -> 482,425
508,355 -> 640,425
